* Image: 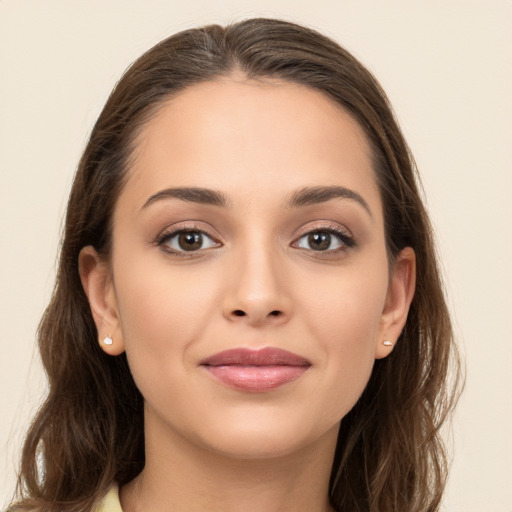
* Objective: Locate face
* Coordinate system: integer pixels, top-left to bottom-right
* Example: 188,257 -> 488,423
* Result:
82,78 -> 414,461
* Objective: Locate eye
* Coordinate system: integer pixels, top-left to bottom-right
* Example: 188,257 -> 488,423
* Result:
293,229 -> 354,252
158,229 -> 219,253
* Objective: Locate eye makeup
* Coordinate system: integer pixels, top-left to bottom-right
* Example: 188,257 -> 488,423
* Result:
292,223 -> 355,253
152,217 -> 356,262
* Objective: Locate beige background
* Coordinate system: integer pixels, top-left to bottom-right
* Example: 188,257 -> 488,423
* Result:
1,1 -> 511,510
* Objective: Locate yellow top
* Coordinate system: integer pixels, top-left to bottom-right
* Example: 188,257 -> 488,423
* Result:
94,484 -> 122,512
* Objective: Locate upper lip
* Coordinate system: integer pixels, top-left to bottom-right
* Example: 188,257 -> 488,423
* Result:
200,347 -> 311,367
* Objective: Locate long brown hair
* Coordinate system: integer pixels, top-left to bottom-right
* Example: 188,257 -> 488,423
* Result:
12,18 -> 461,512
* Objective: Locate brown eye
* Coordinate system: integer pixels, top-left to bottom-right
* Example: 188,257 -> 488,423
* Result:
293,229 -> 354,252
307,232 -> 331,251
160,230 -> 219,253
178,232 -> 203,251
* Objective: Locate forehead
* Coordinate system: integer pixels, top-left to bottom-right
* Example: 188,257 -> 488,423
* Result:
121,78 -> 381,215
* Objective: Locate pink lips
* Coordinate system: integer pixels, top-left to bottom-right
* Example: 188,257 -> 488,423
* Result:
200,347 -> 311,392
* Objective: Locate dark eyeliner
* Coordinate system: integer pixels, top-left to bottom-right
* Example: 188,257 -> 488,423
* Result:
294,224 -> 356,252
321,226 -> 356,248
156,227 -> 209,246
154,226 -> 219,257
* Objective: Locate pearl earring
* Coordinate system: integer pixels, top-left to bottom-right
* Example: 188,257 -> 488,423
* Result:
102,335 -> 113,346
383,340 -> 393,346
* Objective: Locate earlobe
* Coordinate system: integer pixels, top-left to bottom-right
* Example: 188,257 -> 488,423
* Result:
375,247 -> 416,359
78,246 -> 125,355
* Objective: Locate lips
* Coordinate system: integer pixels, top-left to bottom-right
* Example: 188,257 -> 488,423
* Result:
200,347 -> 311,392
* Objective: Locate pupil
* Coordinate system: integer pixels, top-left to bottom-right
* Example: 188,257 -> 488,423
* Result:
178,232 -> 202,251
308,232 -> 331,251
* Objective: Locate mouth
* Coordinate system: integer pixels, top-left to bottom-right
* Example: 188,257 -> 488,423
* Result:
200,347 -> 311,393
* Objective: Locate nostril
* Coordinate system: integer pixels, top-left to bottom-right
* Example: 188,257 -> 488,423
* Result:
233,310 -> 246,317
269,310 -> 281,316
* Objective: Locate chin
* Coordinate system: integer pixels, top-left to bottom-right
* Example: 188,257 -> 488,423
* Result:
189,411 -> 340,461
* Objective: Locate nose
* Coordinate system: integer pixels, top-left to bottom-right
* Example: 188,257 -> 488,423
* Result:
222,246 -> 293,327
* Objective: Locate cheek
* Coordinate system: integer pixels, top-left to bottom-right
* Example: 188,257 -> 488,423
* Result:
112,254 -> 220,384
298,258 -> 388,410
302,255 -> 388,342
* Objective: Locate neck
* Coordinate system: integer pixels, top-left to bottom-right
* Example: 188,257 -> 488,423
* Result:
120,417 -> 338,512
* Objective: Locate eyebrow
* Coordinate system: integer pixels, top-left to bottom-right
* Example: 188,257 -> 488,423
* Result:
141,187 -> 229,210
141,185 -> 372,217
287,186 -> 372,217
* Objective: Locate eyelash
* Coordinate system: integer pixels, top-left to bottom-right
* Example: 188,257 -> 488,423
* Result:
155,224 -> 355,256
156,226 -> 220,257
293,225 -> 355,253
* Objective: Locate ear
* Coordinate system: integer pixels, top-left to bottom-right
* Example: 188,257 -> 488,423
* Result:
375,247 -> 416,359
79,246 -> 125,356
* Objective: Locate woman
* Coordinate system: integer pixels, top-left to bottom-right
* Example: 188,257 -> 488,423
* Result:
11,18 -> 461,512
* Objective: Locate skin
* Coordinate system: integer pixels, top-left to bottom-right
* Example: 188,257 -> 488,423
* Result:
80,78 -> 415,512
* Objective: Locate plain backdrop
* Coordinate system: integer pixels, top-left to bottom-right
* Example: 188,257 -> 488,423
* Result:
1,1 -> 511,511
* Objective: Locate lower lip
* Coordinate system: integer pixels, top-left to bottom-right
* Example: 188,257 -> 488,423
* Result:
203,365 -> 309,392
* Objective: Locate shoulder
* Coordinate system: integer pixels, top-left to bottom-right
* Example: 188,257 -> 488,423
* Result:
93,484 -> 123,512
5,486 -> 122,512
